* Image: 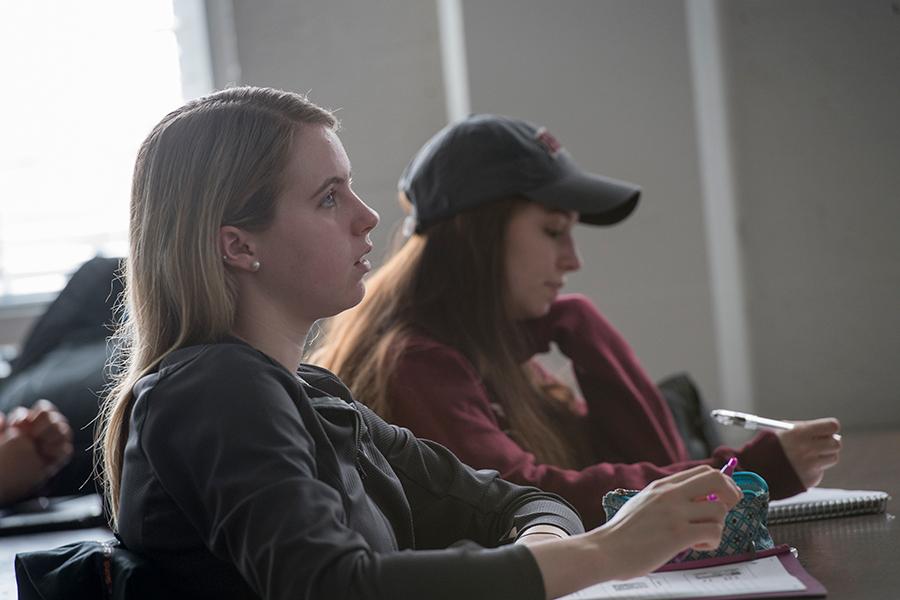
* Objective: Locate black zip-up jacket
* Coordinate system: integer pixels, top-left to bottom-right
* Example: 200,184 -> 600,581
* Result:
117,341 -> 584,599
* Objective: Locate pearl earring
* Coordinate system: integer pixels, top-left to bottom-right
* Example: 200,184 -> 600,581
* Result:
251,260 -> 261,272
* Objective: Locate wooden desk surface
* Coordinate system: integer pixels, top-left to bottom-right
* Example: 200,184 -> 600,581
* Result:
768,428 -> 899,599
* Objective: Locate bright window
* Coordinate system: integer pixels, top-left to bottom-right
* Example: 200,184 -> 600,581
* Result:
0,0 -> 213,302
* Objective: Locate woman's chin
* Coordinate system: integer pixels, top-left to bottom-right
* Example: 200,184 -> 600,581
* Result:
518,302 -> 553,321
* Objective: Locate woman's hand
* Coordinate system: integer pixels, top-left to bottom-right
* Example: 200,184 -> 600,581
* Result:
776,418 -> 841,488
590,466 -> 742,581
0,413 -> 52,505
6,400 -> 74,475
524,466 -> 741,599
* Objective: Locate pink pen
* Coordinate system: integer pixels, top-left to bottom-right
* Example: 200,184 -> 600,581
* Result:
674,457 -> 739,561
721,456 -> 738,476
706,457 -> 738,501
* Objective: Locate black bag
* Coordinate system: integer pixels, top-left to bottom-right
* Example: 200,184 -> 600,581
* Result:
657,372 -> 722,460
15,539 -> 179,599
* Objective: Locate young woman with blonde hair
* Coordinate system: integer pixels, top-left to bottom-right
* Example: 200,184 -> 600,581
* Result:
97,87 -> 741,599
311,114 -> 842,529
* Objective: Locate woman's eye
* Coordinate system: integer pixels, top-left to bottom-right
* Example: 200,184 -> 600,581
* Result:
544,228 -> 564,239
321,190 -> 337,208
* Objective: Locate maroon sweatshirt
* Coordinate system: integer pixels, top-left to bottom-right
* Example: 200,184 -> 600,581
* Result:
385,294 -> 804,529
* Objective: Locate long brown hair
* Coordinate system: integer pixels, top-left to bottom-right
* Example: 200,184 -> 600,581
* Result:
97,87 -> 336,526
310,195 -> 589,469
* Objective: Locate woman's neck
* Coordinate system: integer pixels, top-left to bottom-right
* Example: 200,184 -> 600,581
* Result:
230,313 -> 309,374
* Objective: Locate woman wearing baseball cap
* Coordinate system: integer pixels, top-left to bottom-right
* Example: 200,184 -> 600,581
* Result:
310,114 -> 842,528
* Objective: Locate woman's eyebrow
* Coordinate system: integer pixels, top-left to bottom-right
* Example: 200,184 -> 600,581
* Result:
547,209 -> 578,224
308,173 -> 351,200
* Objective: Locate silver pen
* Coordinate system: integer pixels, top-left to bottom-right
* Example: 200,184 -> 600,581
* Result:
710,409 -> 842,441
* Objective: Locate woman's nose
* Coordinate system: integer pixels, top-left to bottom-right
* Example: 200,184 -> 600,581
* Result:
353,194 -> 380,235
559,238 -> 582,272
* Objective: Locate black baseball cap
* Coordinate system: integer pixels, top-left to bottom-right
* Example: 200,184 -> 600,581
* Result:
399,114 -> 641,233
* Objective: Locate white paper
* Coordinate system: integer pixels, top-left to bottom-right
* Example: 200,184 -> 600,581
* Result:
561,555 -> 806,599
0,527 -> 111,600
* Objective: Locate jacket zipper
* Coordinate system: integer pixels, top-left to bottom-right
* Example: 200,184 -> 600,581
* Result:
351,408 -> 368,481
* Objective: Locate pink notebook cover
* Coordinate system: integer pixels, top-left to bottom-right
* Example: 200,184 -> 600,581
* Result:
653,544 -> 827,599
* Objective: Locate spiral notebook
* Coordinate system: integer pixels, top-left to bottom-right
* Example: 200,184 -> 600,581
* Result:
768,487 -> 890,524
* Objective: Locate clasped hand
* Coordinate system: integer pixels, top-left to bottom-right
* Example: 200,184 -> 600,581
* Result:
0,399 -> 73,506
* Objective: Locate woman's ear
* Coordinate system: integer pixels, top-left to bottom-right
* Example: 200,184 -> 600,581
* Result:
220,225 -> 260,272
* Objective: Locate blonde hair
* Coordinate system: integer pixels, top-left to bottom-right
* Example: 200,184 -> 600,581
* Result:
310,195 -> 591,469
98,87 -> 336,525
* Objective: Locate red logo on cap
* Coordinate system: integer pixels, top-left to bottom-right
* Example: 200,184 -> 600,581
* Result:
535,127 -> 562,157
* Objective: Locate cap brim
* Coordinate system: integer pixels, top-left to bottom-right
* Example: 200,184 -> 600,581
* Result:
524,168 -> 641,226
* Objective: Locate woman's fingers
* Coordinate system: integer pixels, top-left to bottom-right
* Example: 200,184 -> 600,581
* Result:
681,504 -> 729,534
3,401 -> 73,467
777,417 -> 843,488
31,409 -> 71,443
686,522 -> 727,550
654,465 -> 740,500
7,406 -> 29,428
669,468 -> 742,508
25,408 -> 54,438
36,416 -> 73,465
648,465 -> 713,487
807,417 -> 841,436
787,418 -> 841,442
813,452 -> 841,470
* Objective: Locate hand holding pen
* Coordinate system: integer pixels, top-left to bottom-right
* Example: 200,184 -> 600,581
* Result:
712,410 -> 842,489
594,465 -> 742,581
711,409 -> 842,441
672,457 -> 739,562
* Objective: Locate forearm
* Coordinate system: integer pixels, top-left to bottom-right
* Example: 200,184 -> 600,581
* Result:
522,295 -> 687,463
524,530 -> 616,600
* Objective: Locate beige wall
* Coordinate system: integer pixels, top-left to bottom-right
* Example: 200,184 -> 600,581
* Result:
227,0 -> 448,264
719,0 -> 900,427
461,0 -> 723,406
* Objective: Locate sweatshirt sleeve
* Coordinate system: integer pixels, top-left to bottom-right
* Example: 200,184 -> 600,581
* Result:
520,294 -> 688,465
357,401 -> 583,536
136,346 -> 557,600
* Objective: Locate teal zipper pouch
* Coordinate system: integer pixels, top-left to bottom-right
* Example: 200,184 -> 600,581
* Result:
602,471 -> 775,562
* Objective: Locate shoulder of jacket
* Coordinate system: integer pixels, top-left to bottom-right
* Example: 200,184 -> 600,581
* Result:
297,363 -> 354,401
159,341 -> 275,376
136,343 -> 301,429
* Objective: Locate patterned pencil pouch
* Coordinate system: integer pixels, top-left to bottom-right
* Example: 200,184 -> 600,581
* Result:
602,471 -> 775,563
